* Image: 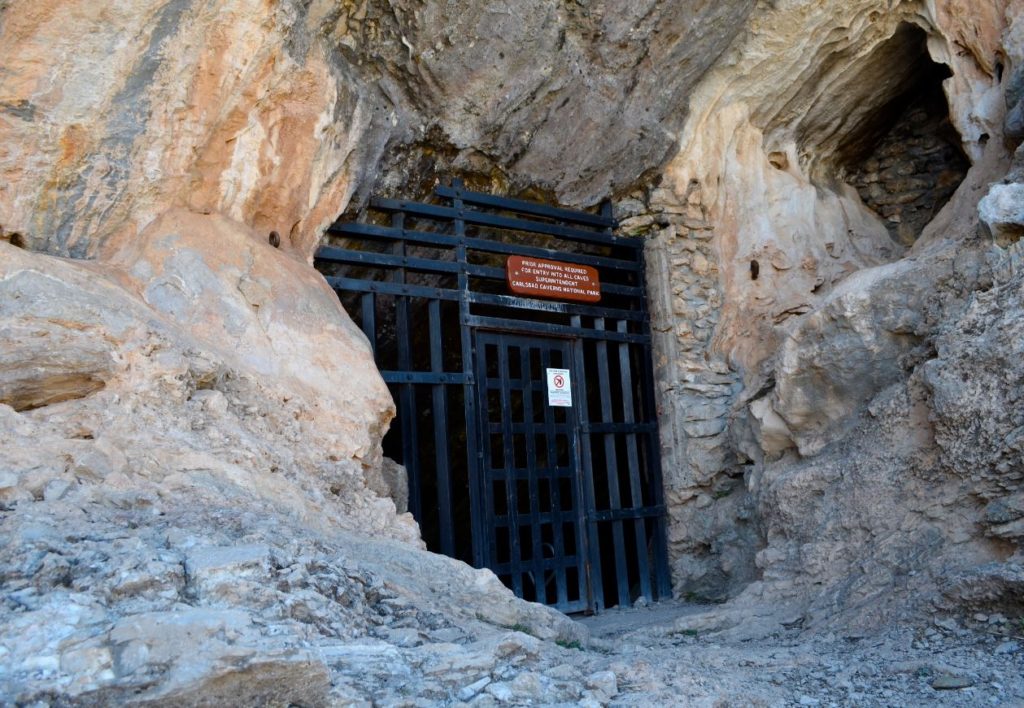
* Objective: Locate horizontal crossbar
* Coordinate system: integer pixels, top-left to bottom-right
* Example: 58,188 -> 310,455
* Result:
582,422 -> 659,434
435,185 -> 617,229
464,314 -> 650,343
382,371 -> 469,385
467,291 -> 646,321
323,276 -> 461,301
592,505 -> 666,522
371,198 -> 641,250
326,221 -> 641,272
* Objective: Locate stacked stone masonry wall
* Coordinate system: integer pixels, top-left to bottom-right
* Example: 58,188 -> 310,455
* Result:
848,91 -> 969,246
625,184 -> 752,601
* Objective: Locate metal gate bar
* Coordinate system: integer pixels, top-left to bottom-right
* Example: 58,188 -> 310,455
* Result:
617,319 -> 654,601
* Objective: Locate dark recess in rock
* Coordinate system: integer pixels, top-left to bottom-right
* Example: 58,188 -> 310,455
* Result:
839,25 -> 969,246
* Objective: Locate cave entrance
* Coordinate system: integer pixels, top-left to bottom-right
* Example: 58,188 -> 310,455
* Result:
842,24 -> 969,246
316,181 -> 671,613
792,22 -> 969,245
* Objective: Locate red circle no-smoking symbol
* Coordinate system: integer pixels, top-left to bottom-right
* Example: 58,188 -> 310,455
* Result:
553,374 -> 565,389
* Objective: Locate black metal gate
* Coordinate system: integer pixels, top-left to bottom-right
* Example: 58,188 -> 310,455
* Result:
315,180 -> 671,613
476,332 -> 589,611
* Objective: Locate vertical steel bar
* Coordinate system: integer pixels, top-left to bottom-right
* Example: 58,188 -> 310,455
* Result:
617,320 -> 653,600
595,318 -> 630,606
497,339 -> 523,597
571,316 -> 602,612
392,212 -> 422,522
519,344 -> 546,602
562,338 -> 587,612
453,179 -> 485,568
538,345 -> 570,608
476,334 -> 500,575
361,293 -> 376,357
431,299 -> 454,557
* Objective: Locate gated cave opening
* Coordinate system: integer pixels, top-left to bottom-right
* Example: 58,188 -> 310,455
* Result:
315,182 -> 672,613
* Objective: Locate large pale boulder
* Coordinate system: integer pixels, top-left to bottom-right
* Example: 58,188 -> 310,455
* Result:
0,219 -> 404,536
757,257 -> 946,457
110,208 -> 391,456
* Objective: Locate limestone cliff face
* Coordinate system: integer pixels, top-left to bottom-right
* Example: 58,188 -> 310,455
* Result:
647,0 -> 1024,625
2,0 -> 1024,701
1,0 -> 380,258
0,0 -> 755,259
0,1 -> 758,700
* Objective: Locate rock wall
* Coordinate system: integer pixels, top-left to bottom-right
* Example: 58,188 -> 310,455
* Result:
0,0 -> 385,257
649,0 -> 1024,625
622,187 -> 753,601
847,86 -> 970,247
0,0 -> 759,260
3,0 -> 1024,700
0,0 -> 758,701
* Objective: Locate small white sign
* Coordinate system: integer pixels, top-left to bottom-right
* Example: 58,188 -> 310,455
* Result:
546,368 -> 572,407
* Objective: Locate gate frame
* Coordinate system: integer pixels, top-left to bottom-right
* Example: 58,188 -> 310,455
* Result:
316,180 -> 672,612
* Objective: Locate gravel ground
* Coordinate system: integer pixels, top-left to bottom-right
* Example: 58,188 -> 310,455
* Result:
570,602 -> 1024,707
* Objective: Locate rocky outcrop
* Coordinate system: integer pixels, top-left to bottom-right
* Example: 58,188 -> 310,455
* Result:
375,0 -> 756,204
0,0 -> 758,260
926,242 -> 1024,529
759,255 -> 946,458
648,0 -> 1024,610
0,228 -> 588,703
668,239 -> 1024,638
3,0 -> 1024,701
0,217 -> 401,536
0,490 -> 586,704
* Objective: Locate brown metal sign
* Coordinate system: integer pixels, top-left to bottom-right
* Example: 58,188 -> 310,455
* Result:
506,255 -> 601,303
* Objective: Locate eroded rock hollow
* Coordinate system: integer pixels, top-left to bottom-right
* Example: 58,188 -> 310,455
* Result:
2,0 -> 1024,704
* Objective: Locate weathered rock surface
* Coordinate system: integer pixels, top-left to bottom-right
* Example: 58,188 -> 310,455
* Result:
758,255 -> 950,458
0,0 -> 757,260
2,0 -> 1024,703
380,0 -> 755,204
0,219 -> 405,538
979,182 -> 1024,243
0,494 -> 586,704
0,230 -> 585,703
925,243 -> 1024,517
1,0 -> 385,257
648,0 -> 1024,611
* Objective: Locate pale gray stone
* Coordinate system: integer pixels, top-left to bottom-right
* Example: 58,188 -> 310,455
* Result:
585,670 -> 619,698
979,183 -> 1024,244
458,676 -> 492,701
485,682 -> 515,702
